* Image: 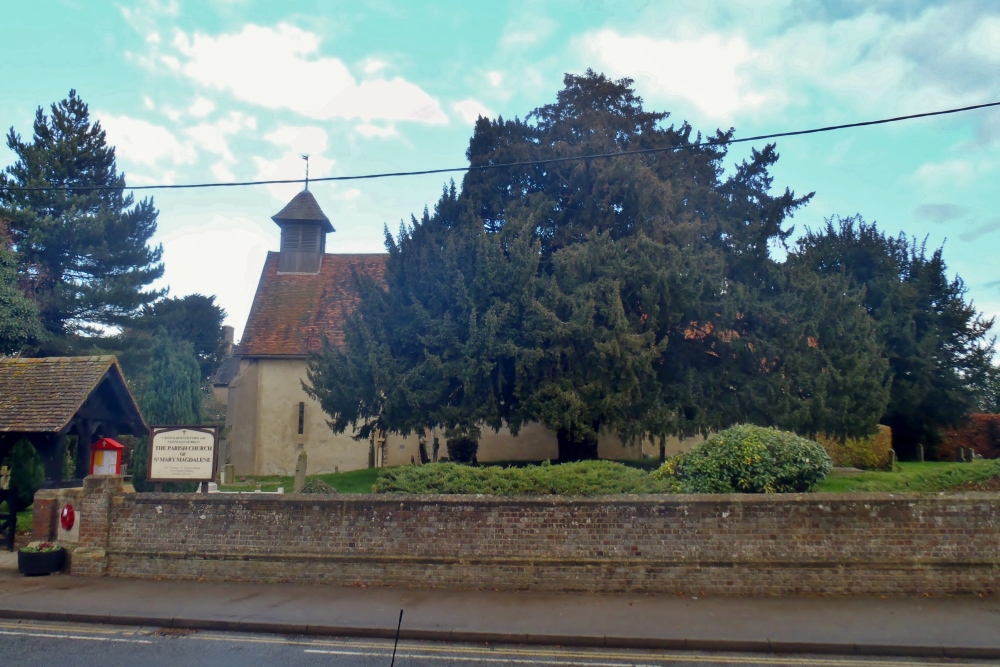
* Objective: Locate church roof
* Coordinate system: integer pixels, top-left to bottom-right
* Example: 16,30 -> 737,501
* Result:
238,252 -> 387,357
271,190 -> 335,233
0,355 -> 145,433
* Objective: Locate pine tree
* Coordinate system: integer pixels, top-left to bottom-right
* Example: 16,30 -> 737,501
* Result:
0,90 -> 164,344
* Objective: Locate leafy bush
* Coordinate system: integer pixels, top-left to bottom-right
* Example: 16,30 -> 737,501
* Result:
654,425 -> 832,493
373,460 -> 677,495
300,479 -> 337,494
2,439 -> 45,507
816,425 -> 893,470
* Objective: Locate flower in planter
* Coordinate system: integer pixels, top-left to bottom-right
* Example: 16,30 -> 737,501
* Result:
20,541 -> 62,553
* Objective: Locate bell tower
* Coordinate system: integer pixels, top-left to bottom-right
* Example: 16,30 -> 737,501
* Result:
271,190 -> 335,274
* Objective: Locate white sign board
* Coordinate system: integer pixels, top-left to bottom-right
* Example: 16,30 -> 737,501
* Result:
148,426 -> 218,482
92,450 -> 118,475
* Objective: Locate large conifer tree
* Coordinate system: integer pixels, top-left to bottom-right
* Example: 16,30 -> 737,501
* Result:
309,72 -> 890,461
791,216 -> 995,458
0,90 -> 164,345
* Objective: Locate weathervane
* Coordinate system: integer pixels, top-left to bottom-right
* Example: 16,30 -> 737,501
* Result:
301,154 -> 310,191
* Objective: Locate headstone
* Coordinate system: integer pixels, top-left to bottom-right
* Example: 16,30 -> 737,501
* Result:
918,443 -> 925,462
222,464 -> 235,484
888,449 -> 898,472
293,444 -> 308,493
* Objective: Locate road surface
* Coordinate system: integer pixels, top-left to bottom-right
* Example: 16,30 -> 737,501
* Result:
1,618 -> 996,667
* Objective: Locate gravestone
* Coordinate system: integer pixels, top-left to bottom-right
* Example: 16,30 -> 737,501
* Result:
293,444 -> 308,493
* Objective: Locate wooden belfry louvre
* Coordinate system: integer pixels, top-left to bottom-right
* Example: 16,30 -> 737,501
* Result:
273,189 -> 334,274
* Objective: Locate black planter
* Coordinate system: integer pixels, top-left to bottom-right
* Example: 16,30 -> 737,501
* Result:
18,548 -> 66,576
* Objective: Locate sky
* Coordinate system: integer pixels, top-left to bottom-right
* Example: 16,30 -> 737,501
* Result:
2,0 -> 999,344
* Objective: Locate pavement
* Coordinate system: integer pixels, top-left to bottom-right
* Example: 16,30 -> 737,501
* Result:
0,554 -> 997,659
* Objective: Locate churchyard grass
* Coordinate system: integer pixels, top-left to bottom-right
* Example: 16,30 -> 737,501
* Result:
216,460 -> 998,495
815,459 -> 1000,493
217,467 -> 380,494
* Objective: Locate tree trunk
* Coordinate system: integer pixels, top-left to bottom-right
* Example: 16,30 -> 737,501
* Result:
556,426 -> 598,462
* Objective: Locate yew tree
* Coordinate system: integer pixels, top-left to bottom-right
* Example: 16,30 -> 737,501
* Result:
790,216 -> 995,458
309,71 -> 890,461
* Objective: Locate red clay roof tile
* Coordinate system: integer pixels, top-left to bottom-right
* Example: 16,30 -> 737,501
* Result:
238,252 -> 387,357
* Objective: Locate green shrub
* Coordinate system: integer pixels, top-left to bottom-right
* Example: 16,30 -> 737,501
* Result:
2,439 -> 45,507
655,425 -> 832,493
816,425 -> 893,469
300,479 -> 337,494
373,460 -> 677,495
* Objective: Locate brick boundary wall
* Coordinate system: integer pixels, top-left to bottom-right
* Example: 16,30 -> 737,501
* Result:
62,476 -> 999,595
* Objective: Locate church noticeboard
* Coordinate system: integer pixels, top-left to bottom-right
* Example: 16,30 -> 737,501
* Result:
147,426 -> 219,482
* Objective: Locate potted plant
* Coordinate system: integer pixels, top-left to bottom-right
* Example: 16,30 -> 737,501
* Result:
18,542 -> 66,576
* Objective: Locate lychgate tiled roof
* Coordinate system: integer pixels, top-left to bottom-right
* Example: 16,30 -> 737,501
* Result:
272,190 -> 335,233
238,252 -> 387,357
0,355 -> 143,432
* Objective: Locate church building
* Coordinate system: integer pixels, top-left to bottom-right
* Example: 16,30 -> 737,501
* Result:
224,190 -> 697,476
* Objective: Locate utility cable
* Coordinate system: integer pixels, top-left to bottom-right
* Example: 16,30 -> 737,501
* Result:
2,100 -> 998,193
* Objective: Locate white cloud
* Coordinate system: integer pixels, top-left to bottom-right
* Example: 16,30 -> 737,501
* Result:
265,125 -> 329,153
156,215 -> 275,340
188,97 -> 216,118
913,159 -> 975,186
97,113 -> 196,166
185,111 -> 256,163
143,96 -> 155,110
169,23 -> 448,124
361,58 -> 388,74
211,162 -> 235,182
256,125 -> 336,201
453,99 -> 492,124
581,29 -> 764,120
341,188 -> 361,200
487,71 -> 503,87
355,123 -> 398,139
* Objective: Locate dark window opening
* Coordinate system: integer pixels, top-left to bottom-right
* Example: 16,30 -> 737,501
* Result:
297,402 -> 305,435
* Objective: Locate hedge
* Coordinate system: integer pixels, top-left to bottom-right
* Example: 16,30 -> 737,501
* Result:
816,425 -> 893,470
373,460 -> 677,495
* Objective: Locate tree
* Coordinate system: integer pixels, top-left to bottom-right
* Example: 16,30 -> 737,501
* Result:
116,294 -> 227,382
1,438 -> 45,508
131,334 -> 203,491
790,216 -> 995,457
0,239 -> 40,354
0,90 -> 164,345
308,72 -> 889,461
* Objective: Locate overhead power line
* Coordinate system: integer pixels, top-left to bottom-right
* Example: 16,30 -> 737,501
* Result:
2,100 -> 999,193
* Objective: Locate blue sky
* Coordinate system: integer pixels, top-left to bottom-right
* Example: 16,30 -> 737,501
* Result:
3,0 -> 999,343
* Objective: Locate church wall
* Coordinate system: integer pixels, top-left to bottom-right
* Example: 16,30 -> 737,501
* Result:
253,358 -> 369,475
228,359 -> 708,475
225,359 -> 259,476
597,431 -> 706,461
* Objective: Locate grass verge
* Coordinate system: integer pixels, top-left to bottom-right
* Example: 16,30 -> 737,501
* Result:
815,459 -> 1000,493
218,467 -> 380,494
